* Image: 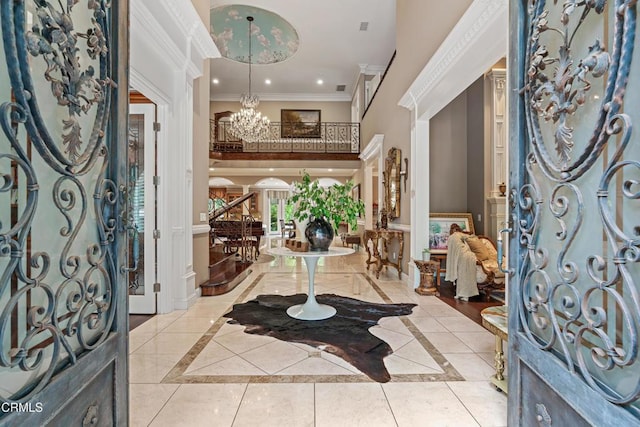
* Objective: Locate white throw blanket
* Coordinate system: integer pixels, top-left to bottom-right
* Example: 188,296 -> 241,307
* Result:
445,232 -> 479,298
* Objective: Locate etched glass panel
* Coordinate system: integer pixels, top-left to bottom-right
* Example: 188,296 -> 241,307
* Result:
128,113 -> 146,296
521,0 -> 640,406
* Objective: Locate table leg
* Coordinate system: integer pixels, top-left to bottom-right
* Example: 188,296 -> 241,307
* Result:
494,334 -> 505,381
286,256 -> 337,320
489,334 -> 508,393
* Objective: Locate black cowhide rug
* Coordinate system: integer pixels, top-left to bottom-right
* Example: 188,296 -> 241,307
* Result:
223,293 -> 416,382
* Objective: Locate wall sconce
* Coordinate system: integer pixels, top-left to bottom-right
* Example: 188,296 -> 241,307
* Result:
399,158 -> 408,193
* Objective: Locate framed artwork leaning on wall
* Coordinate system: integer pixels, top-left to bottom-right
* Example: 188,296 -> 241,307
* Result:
428,213 -> 475,254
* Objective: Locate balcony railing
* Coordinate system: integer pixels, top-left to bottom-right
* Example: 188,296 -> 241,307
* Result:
210,120 -> 360,154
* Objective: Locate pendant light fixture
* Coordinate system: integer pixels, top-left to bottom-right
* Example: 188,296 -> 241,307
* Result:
228,16 -> 270,142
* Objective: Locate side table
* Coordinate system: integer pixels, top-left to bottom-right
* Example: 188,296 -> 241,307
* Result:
481,305 -> 508,394
430,254 -> 447,290
268,246 -> 354,320
413,260 -> 439,296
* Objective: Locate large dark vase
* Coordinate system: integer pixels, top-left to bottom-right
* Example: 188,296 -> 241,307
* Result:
305,217 -> 334,251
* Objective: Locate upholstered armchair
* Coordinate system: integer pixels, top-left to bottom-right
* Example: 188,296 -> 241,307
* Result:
468,235 -> 505,299
445,232 -> 505,300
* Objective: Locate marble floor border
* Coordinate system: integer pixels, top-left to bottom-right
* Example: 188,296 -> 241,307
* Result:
161,272 -> 464,384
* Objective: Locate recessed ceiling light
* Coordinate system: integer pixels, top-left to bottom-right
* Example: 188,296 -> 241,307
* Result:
269,168 -> 274,172
317,79 -> 324,85
209,168 -> 215,171
265,79 -> 271,85
328,168 -> 333,172
212,78 -> 219,84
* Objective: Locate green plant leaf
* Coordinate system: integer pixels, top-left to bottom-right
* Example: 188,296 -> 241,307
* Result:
288,171 -> 364,233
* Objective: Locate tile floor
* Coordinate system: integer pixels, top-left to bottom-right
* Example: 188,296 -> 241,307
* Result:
129,239 -> 507,426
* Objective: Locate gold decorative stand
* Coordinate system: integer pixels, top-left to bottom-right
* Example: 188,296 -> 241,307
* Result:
413,260 -> 439,296
481,305 -> 508,394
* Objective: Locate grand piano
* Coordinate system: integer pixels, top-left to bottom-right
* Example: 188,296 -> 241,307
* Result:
209,192 -> 265,260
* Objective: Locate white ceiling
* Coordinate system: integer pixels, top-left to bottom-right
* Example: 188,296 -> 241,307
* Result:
208,0 -> 397,102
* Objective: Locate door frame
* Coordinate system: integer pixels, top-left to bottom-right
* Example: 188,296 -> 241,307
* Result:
129,0 -> 219,313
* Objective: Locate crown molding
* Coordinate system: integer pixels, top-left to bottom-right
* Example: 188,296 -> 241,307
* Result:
210,92 -> 352,102
133,0 -> 219,82
359,134 -> 384,161
398,0 -> 507,117
131,0 -> 185,73
160,0 -> 220,60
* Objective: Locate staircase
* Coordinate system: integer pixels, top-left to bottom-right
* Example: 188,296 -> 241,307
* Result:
200,245 -> 252,296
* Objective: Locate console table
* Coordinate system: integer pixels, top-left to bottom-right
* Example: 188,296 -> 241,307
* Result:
363,229 -> 404,279
268,246 -> 354,320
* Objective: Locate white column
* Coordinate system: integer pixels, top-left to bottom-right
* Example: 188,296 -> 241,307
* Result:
486,69 -> 507,243
364,165 -> 374,229
411,118 -> 430,287
487,69 -> 507,197
359,134 -> 384,230
183,81 -> 197,308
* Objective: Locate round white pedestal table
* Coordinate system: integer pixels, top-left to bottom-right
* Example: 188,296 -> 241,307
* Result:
268,246 -> 354,320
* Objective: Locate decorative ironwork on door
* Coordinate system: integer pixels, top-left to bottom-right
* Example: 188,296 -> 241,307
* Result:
0,0 -> 119,405
518,0 -> 639,408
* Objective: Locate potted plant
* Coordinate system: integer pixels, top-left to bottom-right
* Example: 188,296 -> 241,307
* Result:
422,247 -> 431,261
288,171 -> 364,251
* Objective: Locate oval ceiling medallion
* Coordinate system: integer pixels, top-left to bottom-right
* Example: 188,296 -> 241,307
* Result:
210,5 -> 299,64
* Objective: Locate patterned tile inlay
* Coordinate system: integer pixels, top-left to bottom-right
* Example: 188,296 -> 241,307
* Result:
162,272 -> 464,384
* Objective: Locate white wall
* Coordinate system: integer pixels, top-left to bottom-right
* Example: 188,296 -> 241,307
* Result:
130,0 -> 219,313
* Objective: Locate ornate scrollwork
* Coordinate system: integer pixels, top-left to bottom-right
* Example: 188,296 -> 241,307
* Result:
25,0 -> 113,164
519,0 -> 640,405
0,0 -> 117,404
2,0 -> 115,178
522,0 -> 635,182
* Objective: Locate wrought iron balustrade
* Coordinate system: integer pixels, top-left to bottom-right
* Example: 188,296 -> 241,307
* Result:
210,120 -> 360,154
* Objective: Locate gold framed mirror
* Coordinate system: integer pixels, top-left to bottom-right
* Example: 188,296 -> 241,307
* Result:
384,147 -> 401,220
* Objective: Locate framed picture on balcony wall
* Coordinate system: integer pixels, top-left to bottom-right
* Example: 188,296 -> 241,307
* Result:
428,213 -> 475,254
281,109 -> 321,138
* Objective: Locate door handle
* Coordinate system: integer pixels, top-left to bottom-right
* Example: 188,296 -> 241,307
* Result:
497,227 -> 514,275
120,224 -> 140,273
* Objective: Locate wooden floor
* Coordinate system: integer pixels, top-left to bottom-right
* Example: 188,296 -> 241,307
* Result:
437,279 -> 502,325
129,314 -> 155,331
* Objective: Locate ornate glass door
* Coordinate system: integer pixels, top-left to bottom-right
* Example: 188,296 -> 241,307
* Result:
128,104 -> 156,314
0,1 -> 128,425
509,0 -> 640,424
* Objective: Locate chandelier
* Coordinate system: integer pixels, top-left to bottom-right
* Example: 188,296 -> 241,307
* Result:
229,16 -> 270,142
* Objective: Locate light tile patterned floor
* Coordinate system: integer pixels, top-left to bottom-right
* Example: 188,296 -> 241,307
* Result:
129,239 -> 507,426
